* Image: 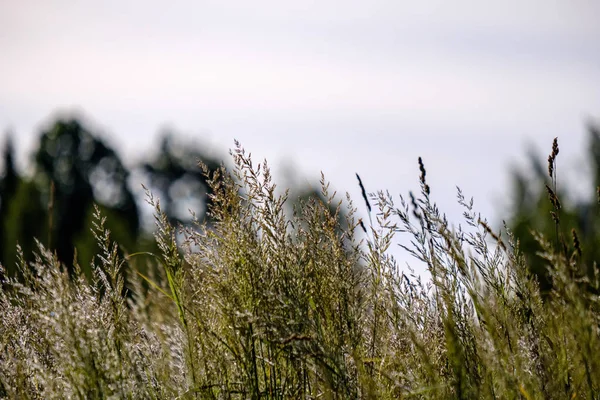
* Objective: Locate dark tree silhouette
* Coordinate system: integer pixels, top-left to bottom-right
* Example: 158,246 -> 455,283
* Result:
1,116 -> 347,281
0,134 -> 21,268
33,118 -> 139,270
0,134 -> 18,203
142,133 -> 222,226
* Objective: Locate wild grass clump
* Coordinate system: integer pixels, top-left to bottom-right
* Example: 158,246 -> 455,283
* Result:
1,139 -> 599,398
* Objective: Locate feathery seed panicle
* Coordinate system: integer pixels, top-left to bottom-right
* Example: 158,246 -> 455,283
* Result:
548,137 -> 559,178
418,157 -> 430,196
478,218 -> 506,251
545,184 -> 561,210
409,191 -> 422,222
550,210 -> 560,224
356,173 -> 372,213
572,228 -> 582,258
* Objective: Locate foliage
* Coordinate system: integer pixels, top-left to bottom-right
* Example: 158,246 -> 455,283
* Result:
34,119 -> 139,268
509,123 -> 600,293
1,140 -> 599,399
0,119 -> 142,277
0,134 -> 24,273
0,117 -> 329,281
141,132 -> 222,226
0,119 -> 223,278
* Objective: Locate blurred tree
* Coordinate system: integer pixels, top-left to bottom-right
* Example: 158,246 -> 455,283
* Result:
0,134 -> 24,270
508,122 -> 600,294
2,180 -> 46,276
1,116 -> 349,280
31,118 -> 139,273
0,134 -> 18,207
141,132 -> 222,226
294,184 -> 348,232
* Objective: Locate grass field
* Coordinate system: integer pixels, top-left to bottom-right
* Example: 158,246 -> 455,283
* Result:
1,140 -> 599,399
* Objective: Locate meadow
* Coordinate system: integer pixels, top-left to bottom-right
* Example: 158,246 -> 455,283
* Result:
1,139 -> 598,399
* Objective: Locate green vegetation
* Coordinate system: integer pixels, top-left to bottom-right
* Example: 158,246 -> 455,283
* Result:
0,118 -> 333,282
509,123 -> 600,295
1,136 -> 599,399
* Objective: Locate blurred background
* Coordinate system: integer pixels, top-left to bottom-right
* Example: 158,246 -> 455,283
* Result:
1,1 -> 599,280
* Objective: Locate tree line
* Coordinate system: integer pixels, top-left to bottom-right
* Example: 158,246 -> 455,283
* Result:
0,119 -> 216,277
1,116 -> 600,295
0,117 -> 332,279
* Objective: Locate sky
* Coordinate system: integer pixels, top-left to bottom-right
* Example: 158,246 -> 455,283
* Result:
1,0 -> 599,268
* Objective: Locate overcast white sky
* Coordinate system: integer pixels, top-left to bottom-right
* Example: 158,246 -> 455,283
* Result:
1,1 -> 599,263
